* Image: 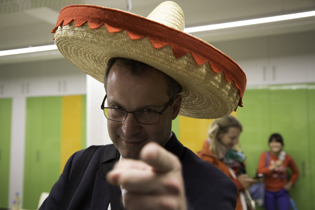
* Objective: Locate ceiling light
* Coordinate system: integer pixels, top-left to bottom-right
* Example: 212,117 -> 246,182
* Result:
184,10 -> 315,33
0,45 -> 57,57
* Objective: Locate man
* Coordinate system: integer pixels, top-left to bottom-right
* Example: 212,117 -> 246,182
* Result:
41,1 -> 247,209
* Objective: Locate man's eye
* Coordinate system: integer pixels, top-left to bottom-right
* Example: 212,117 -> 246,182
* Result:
143,109 -> 156,114
111,105 -> 123,109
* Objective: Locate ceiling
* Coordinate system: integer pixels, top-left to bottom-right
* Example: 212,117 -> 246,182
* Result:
1,0 -> 315,64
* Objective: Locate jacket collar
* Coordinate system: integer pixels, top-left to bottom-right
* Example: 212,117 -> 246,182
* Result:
100,144 -> 120,178
164,132 -> 185,161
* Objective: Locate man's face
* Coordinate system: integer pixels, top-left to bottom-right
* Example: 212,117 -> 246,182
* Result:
105,62 -> 180,159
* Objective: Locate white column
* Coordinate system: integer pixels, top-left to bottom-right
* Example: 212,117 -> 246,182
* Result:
86,75 -> 111,146
8,97 -> 26,208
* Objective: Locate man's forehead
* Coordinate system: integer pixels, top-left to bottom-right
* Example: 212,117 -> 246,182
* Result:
108,62 -> 168,82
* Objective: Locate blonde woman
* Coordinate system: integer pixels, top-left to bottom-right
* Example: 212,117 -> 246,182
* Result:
199,115 -> 257,210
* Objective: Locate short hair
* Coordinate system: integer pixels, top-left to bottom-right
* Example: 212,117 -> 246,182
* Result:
268,133 -> 284,146
104,57 -> 182,100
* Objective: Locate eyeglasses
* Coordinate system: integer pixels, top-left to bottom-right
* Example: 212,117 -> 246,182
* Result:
100,95 -> 174,125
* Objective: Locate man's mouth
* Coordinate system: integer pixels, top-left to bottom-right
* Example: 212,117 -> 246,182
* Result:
122,138 -> 146,146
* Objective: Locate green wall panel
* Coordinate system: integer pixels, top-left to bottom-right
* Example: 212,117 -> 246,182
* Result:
238,84 -> 315,210
269,85 -> 311,209
238,87 -> 271,178
0,98 -> 12,209
307,85 -> 315,210
24,97 -> 62,209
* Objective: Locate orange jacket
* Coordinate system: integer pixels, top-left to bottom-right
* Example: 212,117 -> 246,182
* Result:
199,140 -> 244,210
257,151 -> 299,192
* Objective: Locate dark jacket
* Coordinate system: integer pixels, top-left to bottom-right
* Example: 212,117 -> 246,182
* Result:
40,134 -> 237,210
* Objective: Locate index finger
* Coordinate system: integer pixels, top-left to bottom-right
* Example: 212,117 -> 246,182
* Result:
140,142 -> 181,173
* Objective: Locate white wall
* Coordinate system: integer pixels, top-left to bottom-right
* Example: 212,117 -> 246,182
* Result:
212,30 -> 315,86
0,59 -> 86,98
0,57 -> 114,207
0,58 -> 112,207
0,58 -> 87,207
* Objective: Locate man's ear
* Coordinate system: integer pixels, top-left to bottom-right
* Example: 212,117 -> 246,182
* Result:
171,95 -> 182,120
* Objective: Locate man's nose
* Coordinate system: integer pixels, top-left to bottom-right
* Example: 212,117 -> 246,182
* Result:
121,113 -> 141,137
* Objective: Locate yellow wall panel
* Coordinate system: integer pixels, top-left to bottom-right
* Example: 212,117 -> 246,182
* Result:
61,95 -> 82,172
179,111 -> 237,154
179,116 -> 213,154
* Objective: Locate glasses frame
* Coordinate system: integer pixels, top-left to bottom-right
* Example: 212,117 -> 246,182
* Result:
100,95 -> 174,125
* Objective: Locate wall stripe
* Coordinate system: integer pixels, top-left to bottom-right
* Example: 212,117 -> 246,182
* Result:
9,97 -> 26,209
0,98 -> 12,208
81,95 -> 87,149
86,76 -> 111,147
172,117 -> 179,138
61,95 -> 82,172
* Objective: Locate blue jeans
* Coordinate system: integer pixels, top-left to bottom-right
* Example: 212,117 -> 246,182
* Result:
264,189 -> 290,210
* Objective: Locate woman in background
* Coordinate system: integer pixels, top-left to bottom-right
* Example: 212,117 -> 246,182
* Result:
257,133 -> 299,210
199,115 -> 257,210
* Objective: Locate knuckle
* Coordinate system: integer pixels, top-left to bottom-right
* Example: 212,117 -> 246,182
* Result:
164,176 -> 181,194
157,197 -> 178,210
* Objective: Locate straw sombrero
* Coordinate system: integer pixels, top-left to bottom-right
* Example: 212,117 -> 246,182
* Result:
52,1 -> 247,119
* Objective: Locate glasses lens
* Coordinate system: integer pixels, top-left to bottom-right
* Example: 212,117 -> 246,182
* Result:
134,111 -> 160,124
104,108 -> 126,122
103,108 -> 161,124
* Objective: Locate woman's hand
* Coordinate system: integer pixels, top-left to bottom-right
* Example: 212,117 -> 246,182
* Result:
237,174 -> 258,189
284,182 -> 292,191
269,160 -> 282,170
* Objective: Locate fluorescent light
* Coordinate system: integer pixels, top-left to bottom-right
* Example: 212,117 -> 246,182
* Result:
0,45 -> 57,57
185,10 -> 315,33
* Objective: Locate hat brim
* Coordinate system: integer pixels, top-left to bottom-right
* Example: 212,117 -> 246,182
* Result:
52,5 -> 246,119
